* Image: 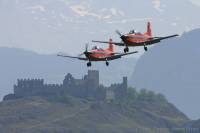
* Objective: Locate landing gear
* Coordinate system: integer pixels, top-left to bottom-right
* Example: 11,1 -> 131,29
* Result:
106,61 -> 109,66
87,62 -> 92,67
124,47 -> 129,53
144,46 -> 148,51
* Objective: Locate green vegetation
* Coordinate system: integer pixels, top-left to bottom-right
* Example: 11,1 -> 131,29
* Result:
0,87 -> 191,133
113,87 -> 168,107
129,87 -> 167,102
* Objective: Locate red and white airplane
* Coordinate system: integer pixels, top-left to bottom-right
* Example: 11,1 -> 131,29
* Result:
92,22 -> 179,52
57,39 -> 138,67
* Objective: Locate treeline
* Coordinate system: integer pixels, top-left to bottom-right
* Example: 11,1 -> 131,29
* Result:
107,87 -> 168,107
126,87 -> 167,103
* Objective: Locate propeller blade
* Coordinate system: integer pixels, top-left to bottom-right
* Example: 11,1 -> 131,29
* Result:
85,43 -> 89,52
78,44 -> 89,57
116,30 -> 122,37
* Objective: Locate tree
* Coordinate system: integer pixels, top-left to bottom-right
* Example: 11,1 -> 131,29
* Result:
146,90 -> 156,101
127,87 -> 138,100
156,93 -> 167,103
137,89 -> 148,101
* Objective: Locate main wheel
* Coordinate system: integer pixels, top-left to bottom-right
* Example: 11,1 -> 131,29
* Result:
144,46 -> 148,51
106,61 -> 109,66
87,62 -> 92,67
124,47 -> 129,53
124,48 -> 127,53
127,47 -> 129,52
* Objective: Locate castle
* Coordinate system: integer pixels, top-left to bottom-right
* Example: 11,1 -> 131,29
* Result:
4,70 -> 128,101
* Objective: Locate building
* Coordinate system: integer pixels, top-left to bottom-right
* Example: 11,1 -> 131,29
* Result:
3,70 -> 128,101
106,77 -> 128,100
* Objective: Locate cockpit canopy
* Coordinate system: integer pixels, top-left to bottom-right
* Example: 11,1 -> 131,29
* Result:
129,30 -> 136,34
92,46 -> 103,50
129,29 -> 141,35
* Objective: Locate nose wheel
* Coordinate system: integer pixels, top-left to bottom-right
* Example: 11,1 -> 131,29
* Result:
124,47 -> 129,53
87,62 -> 92,67
106,61 -> 109,66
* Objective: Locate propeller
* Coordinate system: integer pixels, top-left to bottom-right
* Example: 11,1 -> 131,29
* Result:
115,30 -> 122,37
116,30 -> 127,43
79,43 -> 90,56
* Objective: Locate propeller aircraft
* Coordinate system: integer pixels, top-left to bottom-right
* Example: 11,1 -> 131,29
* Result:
57,39 -> 138,67
92,22 -> 179,52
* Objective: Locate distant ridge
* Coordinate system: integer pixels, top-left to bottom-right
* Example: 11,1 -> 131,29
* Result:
132,29 -> 200,119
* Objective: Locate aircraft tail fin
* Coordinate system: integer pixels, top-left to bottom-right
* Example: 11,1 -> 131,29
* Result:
146,22 -> 152,36
108,38 -> 113,52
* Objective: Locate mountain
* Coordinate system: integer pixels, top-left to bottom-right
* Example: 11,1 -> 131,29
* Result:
190,120 -> 200,128
0,47 -> 136,100
0,93 -> 189,133
183,119 -> 200,133
0,0 -> 200,54
131,29 -> 200,119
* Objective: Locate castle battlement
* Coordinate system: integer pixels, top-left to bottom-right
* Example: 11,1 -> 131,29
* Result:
17,79 -> 44,82
5,70 -> 128,101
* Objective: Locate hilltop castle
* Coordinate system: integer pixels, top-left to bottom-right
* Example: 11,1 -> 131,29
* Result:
4,70 -> 128,101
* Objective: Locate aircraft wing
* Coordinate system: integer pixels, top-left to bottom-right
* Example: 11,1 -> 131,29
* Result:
153,34 -> 179,41
93,34 -> 178,46
92,40 -> 125,46
104,51 -> 138,60
57,54 -> 88,61
138,34 -> 179,45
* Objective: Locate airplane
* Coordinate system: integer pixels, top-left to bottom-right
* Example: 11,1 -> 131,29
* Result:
57,39 -> 138,67
92,22 -> 179,53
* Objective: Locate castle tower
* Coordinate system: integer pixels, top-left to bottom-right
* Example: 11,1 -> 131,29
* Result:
123,77 -> 128,89
87,70 -> 99,88
123,77 -> 128,95
63,73 -> 75,87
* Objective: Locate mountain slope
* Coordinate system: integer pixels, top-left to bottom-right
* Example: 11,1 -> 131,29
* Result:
0,95 -> 189,133
131,29 -> 200,119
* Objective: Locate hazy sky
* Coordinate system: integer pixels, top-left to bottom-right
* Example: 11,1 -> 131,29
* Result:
190,0 -> 200,6
0,0 -> 199,55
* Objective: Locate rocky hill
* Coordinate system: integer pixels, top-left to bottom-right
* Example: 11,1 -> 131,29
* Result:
190,120 -> 200,129
0,89 -> 189,133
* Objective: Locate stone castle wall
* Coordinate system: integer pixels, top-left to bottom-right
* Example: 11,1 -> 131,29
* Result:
4,70 -> 127,101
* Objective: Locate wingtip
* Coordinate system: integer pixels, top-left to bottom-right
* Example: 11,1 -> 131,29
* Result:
175,34 -> 179,36
57,53 -> 65,57
92,40 -> 99,43
129,51 -> 138,54
57,53 -> 62,56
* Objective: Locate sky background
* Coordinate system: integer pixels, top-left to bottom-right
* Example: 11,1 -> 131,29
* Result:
0,0 -> 200,56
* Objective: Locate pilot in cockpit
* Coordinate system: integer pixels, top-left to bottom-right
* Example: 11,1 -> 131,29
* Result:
92,46 -> 103,50
92,46 -> 97,50
129,29 -> 141,35
129,30 -> 136,34
92,46 -> 99,50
